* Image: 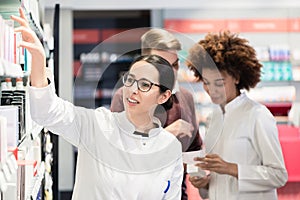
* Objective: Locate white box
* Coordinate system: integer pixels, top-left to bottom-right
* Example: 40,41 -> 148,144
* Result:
0,106 -> 19,147
182,150 -> 207,178
0,116 -> 7,162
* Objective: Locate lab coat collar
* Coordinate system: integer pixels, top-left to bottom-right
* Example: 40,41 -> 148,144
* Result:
205,93 -> 246,153
116,111 -> 162,138
223,92 -> 246,114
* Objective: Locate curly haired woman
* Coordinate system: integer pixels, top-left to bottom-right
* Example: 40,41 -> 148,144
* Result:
187,31 -> 287,200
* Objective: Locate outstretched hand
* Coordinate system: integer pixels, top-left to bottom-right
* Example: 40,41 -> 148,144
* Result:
11,8 -> 48,87
11,8 -> 45,58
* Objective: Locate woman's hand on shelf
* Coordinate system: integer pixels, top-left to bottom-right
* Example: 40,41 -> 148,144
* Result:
11,8 -> 48,88
11,8 -> 44,61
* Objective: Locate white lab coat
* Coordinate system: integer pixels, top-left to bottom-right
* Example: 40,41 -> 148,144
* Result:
29,82 -> 183,200
201,93 -> 287,200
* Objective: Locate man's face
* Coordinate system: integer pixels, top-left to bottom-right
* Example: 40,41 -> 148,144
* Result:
150,49 -> 179,79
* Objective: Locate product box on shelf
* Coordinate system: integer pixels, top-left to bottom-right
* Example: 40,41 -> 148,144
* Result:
0,153 -> 18,197
0,106 -> 18,147
0,116 -> 7,162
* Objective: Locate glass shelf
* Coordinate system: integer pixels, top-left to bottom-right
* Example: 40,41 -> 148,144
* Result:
257,80 -> 300,87
0,0 -> 20,10
0,0 -> 21,20
0,0 -> 44,40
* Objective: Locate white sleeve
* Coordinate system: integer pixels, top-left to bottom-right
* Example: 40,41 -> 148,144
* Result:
29,82 -> 82,146
238,106 -> 288,192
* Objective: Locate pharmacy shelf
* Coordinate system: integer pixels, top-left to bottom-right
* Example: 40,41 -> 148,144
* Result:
257,81 -> 300,101
18,124 -> 43,154
0,154 -> 18,193
27,162 -> 45,200
0,0 -> 21,13
1,126 -> 44,198
0,0 -> 44,40
0,59 -> 24,77
1,1 -> 49,199
257,80 -> 300,87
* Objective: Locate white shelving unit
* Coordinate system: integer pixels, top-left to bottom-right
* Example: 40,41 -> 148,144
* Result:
0,1 -> 52,200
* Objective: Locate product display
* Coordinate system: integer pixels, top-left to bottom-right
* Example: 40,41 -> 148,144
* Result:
0,1 -> 53,199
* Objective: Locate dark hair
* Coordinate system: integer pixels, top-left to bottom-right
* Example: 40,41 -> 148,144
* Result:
187,31 -> 262,90
129,54 -> 175,111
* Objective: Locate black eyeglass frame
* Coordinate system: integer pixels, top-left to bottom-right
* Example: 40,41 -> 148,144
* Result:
122,73 -> 163,92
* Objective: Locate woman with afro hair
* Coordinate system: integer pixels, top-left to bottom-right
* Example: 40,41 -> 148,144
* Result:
187,31 -> 287,200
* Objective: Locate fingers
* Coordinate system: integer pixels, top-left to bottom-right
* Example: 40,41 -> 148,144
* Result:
14,26 -> 32,34
194,154 -> 231,175
178,131 -> 192,138
194,156 -> 205,162
188,175 -> 210,188
180,120 -> 194,132
11,8 -> 29,28
194,155 -> 218,170
194,154 -> 219,162
189,178 -> 203,188
19,7 -> 26,19
18,41 -> 37,51
11,8 -> 33,44
14,26 -> 36,43
205,154 -> 219,159
180,120 -> 194,130
177,120 -> 194,138
167,119 -> 194,138
10,15 -> 24,25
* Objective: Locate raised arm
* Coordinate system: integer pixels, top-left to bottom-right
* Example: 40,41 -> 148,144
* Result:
11,8 -> 48,88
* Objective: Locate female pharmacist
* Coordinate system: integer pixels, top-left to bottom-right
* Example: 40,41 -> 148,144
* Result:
12,8 -> 183,200
187,31 -> 288,200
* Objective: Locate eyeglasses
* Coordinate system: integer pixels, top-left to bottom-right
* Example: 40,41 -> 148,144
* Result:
171,58 -> 180,70
122,73 -> 161,92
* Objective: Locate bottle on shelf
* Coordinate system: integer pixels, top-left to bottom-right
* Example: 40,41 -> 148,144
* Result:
15,77 -> 24,91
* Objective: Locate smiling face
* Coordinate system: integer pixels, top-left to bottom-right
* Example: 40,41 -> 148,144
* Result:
202,68 -> 239,108
122,61 -> 170,118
